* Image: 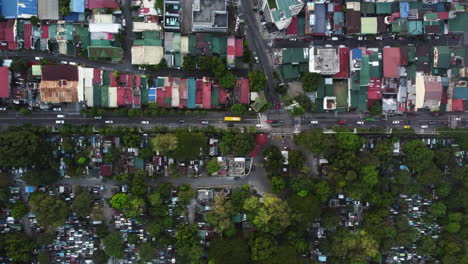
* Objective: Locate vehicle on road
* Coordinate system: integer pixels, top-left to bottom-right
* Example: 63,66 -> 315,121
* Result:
338,120 -> 346,124
403,125 -> 411,129
266,120 -> 273,123
255,56 -> 259,63
57,114 -> 65,118
356,121 -> 364,125
227,123 -> 234,127
53,107 -> 62,111
105,120 -> 113,124
94,116 -> 102,119
428,121 -> 436,125
141,121 -> 149,124
234,176 -> 241,180
224,117 -> 241,122
256,124 -> 262,128
55,120 -> 64,124
178,119 -> 185,123
392,120 -> 400,124
442,121 -> 449,125
454,117 -> 461,121
0,107 -> 6,111
271,121 -> 280,127
201,121 -> 209,125
311,120 -> 319,124
365,117 -> 375,121
421,125 -> 429,129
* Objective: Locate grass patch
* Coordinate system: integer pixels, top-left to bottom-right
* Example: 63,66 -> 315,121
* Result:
268,0 -> 277,9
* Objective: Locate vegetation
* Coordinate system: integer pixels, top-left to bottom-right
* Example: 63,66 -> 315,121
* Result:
206,158 -> 221,174
230,103 -> 247,115
300,72 -> 321,92
248,70 -> 267,92
29,192 -> 69,230
103,233 -> 125,259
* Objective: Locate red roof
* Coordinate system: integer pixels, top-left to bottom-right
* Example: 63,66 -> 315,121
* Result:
219,87 -> 227,104
93,69 -> 101,85
110,72 -> 118,87
235,39 -> 243,57
368,78 -> 382,100
227,37 -> 235,56
135,75 -> 141,87
383,47 -> 401,78
24,24 -> 32,49
334,47 -> 350,78
41,25 -> 48,39
42,65 -> 78,81
452,99 -> 464,112
0,21 -> 16,50
195,80 -> 203,105
235,78 -> 250,105
0,67 -> 9,98
438,12 -> 449,20
117,87 -> 140,106
86,0 -> 119,9
202,82 -> 211,109
179,79 -> 188,108
100,165 -> 112,177
286,16 -> 298,35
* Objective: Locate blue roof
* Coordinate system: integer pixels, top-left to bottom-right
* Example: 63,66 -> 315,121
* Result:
64,12 -> 84,22
318,256 -> 327,262
71,0 -> 85,13
315,4 -> 326,34
187,78 -> 196,109
454,87 -> 468,99
352,48 -> 362,60
2,0 -> 37,18
400,2 -> 409,18
25,186 -> 36,193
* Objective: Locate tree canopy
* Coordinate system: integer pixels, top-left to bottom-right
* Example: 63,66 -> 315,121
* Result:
243,194 -> 290,235
103,233 -> 125,259
248,70 -> 267,92
29,192 -> 69,229
403,140 -> 434,174
230,103 -> 247,115
71,192 -> 92,218
1,232 -> 36,263
151,134 -> 178,154
300,72 -> 321,92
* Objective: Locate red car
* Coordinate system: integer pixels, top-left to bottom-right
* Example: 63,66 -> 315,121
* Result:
266,120 -> 273,123
338,120 -> 346,124
275,103 -> 280,110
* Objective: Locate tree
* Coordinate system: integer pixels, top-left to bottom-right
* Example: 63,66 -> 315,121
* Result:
0,129 -> 52,167
206,197 -> 235,234
369,101 -> 382,116
250,235 -> 278,263
29,192 -> 69,229
271,176 -> 286,193
263,146 -> 285,175
178,184 -> 194,206
206,158 -> 221,174
313,181 -> 331,202
182,55 -> 196,71
151,134 -> 178,154
327,228 -> 379,262
154,58 -> 168,69
175,224 -> 203,263
197,56 -> 213,71
103,233 -> 124,259
294,129 -> 336,157
218,72 -> 236,90
19,107 -> 32,115
373,139 -> 393,168
321,209 -> 341,229
10,58 -> 28,72
124,196 -> 146,218
300,72 -> 321,92
248,70 -> 267,92
287,193 -> 321,225
0,172 -> 13,187
104,146 -> 121,164
361,165 -> 379,187
403,140 -> 434,174
138,243 -> 156,262
139,147 -> 153,161
208,236 -> 250,264
336,132 -> 363,151
430,202 -> 446,217
290,174 -> 314,196
173,131 -> 207,160
122,130 -> 142,148
445,222 -> 460,233
232,133 -> 255,156
416,235 -> 437,256
71,192 -> 92,218
230,103 -> 247,115
92,250 -> 109,264
130,172 -> 148,196
30,16 -> 40,25
243,194 -> 290,235
2,232 -> 36,263
38,251 -> 51,264
288,105 -> 305,116
11,201 -> 28,219
289,150 -> 305,170
110,193 -> 129,210
155,182 -> 173,199
22,169 -> 60,186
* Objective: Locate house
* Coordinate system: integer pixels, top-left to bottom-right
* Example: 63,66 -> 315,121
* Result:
0,67 -> 10,98
415,74 -> 442,111
0,20 -> 17,50
234,78 -> 250,105
39,65 -> 80,103
71,0 -> 85,13
192,0 -> 228,32
383,47 -> 401,78
361,17 -> 377,34
164,0 -> 180,30
132,46 -> 164,65
305,2 -> 326,35
309,47 -> 339,75
38,0 -> 59,20
86,0 -> 119,9
433,46 -> 450,69
1,0 -> 37,19
266,0 -> 304,31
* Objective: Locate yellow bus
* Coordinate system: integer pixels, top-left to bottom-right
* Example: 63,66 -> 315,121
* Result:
224,117 -> 241,121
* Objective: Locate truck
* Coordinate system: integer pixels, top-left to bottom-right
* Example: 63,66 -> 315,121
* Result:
224,117 -> 241,122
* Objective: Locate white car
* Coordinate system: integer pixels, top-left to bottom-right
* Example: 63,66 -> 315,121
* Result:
141,121 -> 149,124
256,124 -> 262,128
310,120 -> 319,124
356,121 -> 364,125
94,116 -> 102,119
421,125 -> 428,129
57,114 -> 64,118
105,120 -> 113,124
55,120 -> 64,124
53,107 -> 62,111
0,107 -> 6,111
454,117 -> 461,121
255,56 -> 259,63
392,120 -> 400,124
201,120 -> 209,125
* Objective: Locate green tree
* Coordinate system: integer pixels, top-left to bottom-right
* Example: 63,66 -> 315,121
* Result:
104,146 -> 121,164
11,201 -> 28,219
92,250 -> 109,264
0,129 -> 52,167
151,134 -> 178,154
130,172 -> 148,196
0,172 -> 13,187
29,192 -> 69,229
445,222 -> 460,233
403,140 -> 434,174
271,176 -> 286,193
243,194 -> 290,235
206,158 -> 221,174
218,72 -> 237,90
139,147 -> 153,161
206,196 -> 235,234
208,236 -> 250,264
248,70 -> 267,92
182,55 -> 196,71
263,146 -> 285,175
110,193 -> 129,210
71,192 -> 92,218
197,56 -> 213,71
430,202 -> 446,217
22,168 -> 59,186
287,193 -> 321,225
2,232 -> 36,263
321,209 -> 341,229
230,103 -> 247,115
290,174 -> 314,196
38,251 -> 51,264
122,130 -> 142,148
10,58 -> 28,72
155,182 -> 173,199
300,72 -> 321,92
416,235 -> 437,256
19,107 -> 32,115
250,235 -> 278,263
124,196 -> 146,218
361,165 -> 379,187
138,243 -> 156,262
289,150 -> 305,170
30,16 -> 40,25
175,224 -> 203,263
327,228 -> 379,262
154,58 -> 168,69
232,133 -> 255,156
369,101 -> 382,116
294,129 -> 336,157
336,132 -> 363,151
313,181 -> 331,202
172,131 -> 207,160
103,232 -> 124,259
178,184 -> 194,206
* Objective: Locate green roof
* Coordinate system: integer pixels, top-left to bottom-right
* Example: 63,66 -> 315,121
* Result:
361,17 -> 377,34
298,16 -> 305,35
376,2 -> 392,14
369,51 -> 382,78
448,12 -> 468,33
101,85 -> 109,107
407,64 -> 416,79
141,88 -> 149,104
174,53 -> 181,67
392,19 -> 409,33
316,78 -> 325,99
91,39 -> 112,46
282,48 -> 308,64
188,35 -> 196,54
66,41 -> 76,56
434,46 -> 450,68
88,47 -> 122,61
102,71 -> 110,86
278,64 -> 300,80
173,33 -> 181,52
134,157 -> 144,170
408,47 -> 416,62
360,2 -> 375,14
250,91 -> 267,112
271,0 -> 299,22
211,86 -> 219,107
360,55 -> 370,86
408,21 -> 423,35
93,85 -> 102,106
79,27 -> 90,52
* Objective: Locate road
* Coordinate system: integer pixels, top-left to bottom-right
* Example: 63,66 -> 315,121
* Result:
239,0 -> 280,105
120,0 -> 135,68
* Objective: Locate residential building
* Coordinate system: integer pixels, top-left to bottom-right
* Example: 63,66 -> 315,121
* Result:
1,0 -> 37,19
164,0 -> 181,30
0,67 -> 10,98
309,47 -> 339,75
192,0 -> 228,32
264,0 -> 304,31
38,0 -> 59,20
39,65 -> 79,103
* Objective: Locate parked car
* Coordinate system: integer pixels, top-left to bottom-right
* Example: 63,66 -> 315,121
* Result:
338,120 -> 346,124
55,120 -> 64,124
0,107 -> 6,111
53,107 -> 62,111
356,121 -> 364,125
392,120 -> 400,124
94,116 -> 102,119
421,125 -> 428,129
105,120 -> 113,124
201,121 -> 209,125
141,121 -> 149,124
310,120 -> 319,124
403,125 -> 411,129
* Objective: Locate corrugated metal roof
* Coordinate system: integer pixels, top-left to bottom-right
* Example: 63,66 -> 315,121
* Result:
86,0 -> 119,9
2,0 -> 37,18
454,87 -> 468,99
187,78 -> 196,109
211,85 -> 219,107
383,47 -> 400,78
71,0 -> 85,13
202,82 -> 211,109
88,46 -> 122,60
0,67 -> 9,98
38,0 -> 59,20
